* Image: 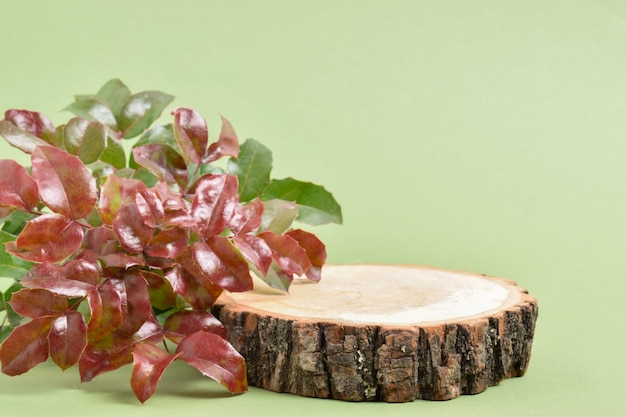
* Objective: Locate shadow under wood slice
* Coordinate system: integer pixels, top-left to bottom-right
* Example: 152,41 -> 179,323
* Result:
212,264 -> 538,402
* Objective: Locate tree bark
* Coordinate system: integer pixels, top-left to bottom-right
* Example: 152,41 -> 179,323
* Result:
213,264 -> 538,402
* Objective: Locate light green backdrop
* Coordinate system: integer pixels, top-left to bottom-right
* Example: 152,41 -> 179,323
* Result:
1,1 -> 624,416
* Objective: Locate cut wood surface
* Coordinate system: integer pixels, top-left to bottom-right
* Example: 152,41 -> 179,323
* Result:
213,264 -> 538,402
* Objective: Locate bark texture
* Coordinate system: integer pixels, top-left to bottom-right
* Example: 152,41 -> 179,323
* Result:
213,267 -> 538,402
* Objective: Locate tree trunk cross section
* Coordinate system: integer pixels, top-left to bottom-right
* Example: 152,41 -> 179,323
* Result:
213,264 -> 538,402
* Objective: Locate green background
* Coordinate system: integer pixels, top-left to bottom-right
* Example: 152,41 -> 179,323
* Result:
0,1 -> 624,416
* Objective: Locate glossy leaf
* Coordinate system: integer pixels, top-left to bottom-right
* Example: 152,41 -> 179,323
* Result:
0,230 -> 34,280
260,199 -> 299,234
9,288 -> 68,318
191,174 -> 239,238
0,316 -> 53,376
141,271 -> 177,310
232,234 -> 272,276
0,159 -> 39,211
113,203 -> 154,254
172,107 -> 208,164
21,262 -> 95,298
31,146 -> 97,219
4,109 -> 56,140
96,79 -> 131,120
190,238 -> 253,293
6,214 -> 84,263
286,229 -> 327,282
63,118 -> 106,164
257,263 -> 294,292
230,198 -> 264,235
84,226 -> 118,256
0,119 -> 51,154
258,231 -> 311,276
98,175 -> 147,225
100,135 -> 126,168
131,343 -> 181,403
61,259 -> 101,286
227,138 -> 272,202
262,177 -> 342,225
87,283 -> 122,336
132,144 -> 187,189
119,91 -> 174,138
113,272 -> 152,335
176,331 -> 247,394
65,97 -> 118,130
145,227 -> 187,259
136,189 -> 164,228
163,310 -> 227,344
49,311 -> 88,370
203,115 -> 239,163
166,263 -> 223,310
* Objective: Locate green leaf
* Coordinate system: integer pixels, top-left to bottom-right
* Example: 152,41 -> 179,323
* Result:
227,139 -> 272,202
100,135 -> 127,169
63,118 -> 107,164
130,124 -> 179,168
262,178 -> 342,225
96,79 -> 131,121
0,230 -> 34,279
64,97 -> 118,130
119,91 -> 175,139
1,210 -> 37,235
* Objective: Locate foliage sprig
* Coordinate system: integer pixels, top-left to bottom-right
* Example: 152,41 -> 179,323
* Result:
0,79 -> 341,402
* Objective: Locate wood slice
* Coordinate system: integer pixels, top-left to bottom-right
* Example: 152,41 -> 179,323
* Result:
213,264 -> 538,402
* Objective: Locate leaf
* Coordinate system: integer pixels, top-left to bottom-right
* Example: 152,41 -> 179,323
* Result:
6,214 -> 84,263
232,234 -> 272,276
2,281 -> 23,327
132,144 -> 188,189
145,227 -> 188,259
113,203 -> 154,254
176,331 -> 247,394
141,271 -> 177,310
86,283 -> 122,335
203,115 -> 239,163
227,138 -> 272,202
119,91 -> 175,139
135,189 -> 164,228
190,238 -> 253,293
96,79 -> 131,120
256,263 -> 294,292
172,108 -> 208,164
21,262 -> 95,297
262,178 -> 342,225
114,272 -> 152,335
131,343 -> 181,403
63,118 -> 107,164
0,119 -> 51,154
1,210 -> 37,235
31,146 -> 98,219
260,199 -> 299,234
98,174 -> 148,225
64,97 -> 118,130
49,311 -> 88,370
0,159 -> 39,211
163,310 -> 227,344
286,229 -> 326,282
100,135 -> 126,169
9,288 -> 68,318
190,174 -> 239,238
166,263 -> 223,310
0,230 -> 34,280
84,226 -> 118,256
4,109 -> 56,141
258,231 -> 311,276
230,198 -> 264,235
0,316 -> 53,376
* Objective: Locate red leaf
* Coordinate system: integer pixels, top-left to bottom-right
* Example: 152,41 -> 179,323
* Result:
100,253 -> 146,269
9,289 -> 69,318
98,175 -> 148,225
31,146 -> 97,219
145,227 -> 188,259
5,109 -> 56,139
230,198 -> 264,235
61,259 -> 101,286
258,231 -> 312,276
286,229 -> 327,282
176,331 -> 247,394
6,214 -> 84,263
113,272 -> 152,335
113,203 -> 154,253
203,115 -> 239,163
163,310 -> 227,344
21,262 -> 95,297
190,238 -> 253,292
132,144 -> 188,189
172,107 -> 208,164
135,189 -> 164,228
153,182 -> 193,227
165,264 -> 222,310
232,234 -> 272,276
0,316 -> 53,376
131,343 -> 181,403
49,311 -> 88,370
0,159 -> 39,211
87,282 -> 122,335
191,174 -> 239,238
84,226 -> 119,256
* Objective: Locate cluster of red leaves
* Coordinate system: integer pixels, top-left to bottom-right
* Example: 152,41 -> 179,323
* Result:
0,82 -> 333,402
